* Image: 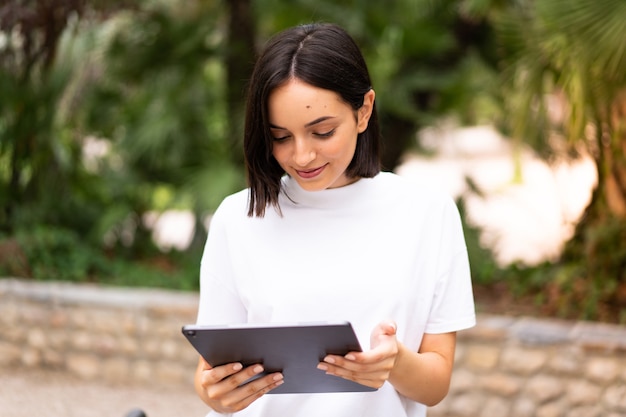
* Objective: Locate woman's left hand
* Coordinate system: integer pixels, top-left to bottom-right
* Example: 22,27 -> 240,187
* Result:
317,321 -> 399,389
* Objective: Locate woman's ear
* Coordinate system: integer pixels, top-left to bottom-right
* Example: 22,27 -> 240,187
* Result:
357,89 -> 376,133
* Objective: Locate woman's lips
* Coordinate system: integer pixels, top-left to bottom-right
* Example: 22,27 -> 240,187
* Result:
296,165 -> 326,179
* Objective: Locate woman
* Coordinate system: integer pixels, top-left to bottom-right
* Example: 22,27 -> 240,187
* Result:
194,23 -> 475,417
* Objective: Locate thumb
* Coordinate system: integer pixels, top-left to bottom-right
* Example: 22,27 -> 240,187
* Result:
370,321 -> 397,348
199,357 -> 213,371
383,321 -> 397,335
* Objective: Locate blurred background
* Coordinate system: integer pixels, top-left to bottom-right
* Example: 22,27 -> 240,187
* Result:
1,0 -> 625,323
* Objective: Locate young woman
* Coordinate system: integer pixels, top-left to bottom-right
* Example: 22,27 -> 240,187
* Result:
194,23 -> 475,417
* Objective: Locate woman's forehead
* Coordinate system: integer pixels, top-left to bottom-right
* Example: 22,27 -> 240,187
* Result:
268,80 -> 348,125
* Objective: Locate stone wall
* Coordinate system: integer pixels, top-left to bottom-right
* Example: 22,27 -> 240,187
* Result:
430,315 -> 626,417
0,279 -> 199,386
1,278 -> 625,417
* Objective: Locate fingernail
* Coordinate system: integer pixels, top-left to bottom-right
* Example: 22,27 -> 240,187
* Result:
233,363 -> 243,371
317,364 -> 328,371
345,354 -> 356,361
273,374 -> 283,381
325,357 -> 335,364
253,365 -> 264,373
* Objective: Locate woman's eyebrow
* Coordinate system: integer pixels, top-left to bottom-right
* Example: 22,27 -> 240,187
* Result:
269,116 -> 335,130
304,116 -> 335,128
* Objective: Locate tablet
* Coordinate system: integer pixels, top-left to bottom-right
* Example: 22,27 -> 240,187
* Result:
181,321 -> 377,394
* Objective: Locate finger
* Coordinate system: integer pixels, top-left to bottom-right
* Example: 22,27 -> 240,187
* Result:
319,356 -> 395,376
318,354 -> 395,386
324,348 -> 391,366
206,363 -> 264,394
211,371 -> 284,412
208,364 -> 284,399
318,356 -> 394,388
317,363 -> 388,389
234,371 -> 285,401
224,382 -> 278,412
202,362 -> 244,386
319,362 -> 391,379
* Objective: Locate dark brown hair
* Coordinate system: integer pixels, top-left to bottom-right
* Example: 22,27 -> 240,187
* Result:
244,23 -> 381,217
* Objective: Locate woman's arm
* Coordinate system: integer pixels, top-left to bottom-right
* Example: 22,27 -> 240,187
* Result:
389,332 -> 456,405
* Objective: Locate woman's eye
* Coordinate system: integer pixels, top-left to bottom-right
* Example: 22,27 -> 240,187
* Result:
314,128 -> 336,138
272,134 -> 290,142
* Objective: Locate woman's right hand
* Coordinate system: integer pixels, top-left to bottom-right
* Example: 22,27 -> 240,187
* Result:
195,357 -> 284,413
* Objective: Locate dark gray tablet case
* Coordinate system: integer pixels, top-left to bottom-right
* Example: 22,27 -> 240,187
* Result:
181,321 -> 377,394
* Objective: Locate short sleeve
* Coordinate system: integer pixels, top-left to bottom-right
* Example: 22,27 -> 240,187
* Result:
196,200 -> 247,325
425,197 -> 476,334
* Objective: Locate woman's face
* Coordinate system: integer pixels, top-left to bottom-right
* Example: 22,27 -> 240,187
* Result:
268,79 -> 374,191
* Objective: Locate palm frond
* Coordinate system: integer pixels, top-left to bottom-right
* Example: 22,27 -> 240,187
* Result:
538,0 -> 626,82
494,0 -> 626,154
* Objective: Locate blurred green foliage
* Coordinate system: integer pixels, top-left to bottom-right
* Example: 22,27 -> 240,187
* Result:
0,0 -> 625,321
0,225 -> 200,290
1,0 -> 497,289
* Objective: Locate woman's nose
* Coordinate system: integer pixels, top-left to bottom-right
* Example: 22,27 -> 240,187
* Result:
293,138 -> 316,166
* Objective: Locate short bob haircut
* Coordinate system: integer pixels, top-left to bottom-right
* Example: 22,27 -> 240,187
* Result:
244,23 -> 381,217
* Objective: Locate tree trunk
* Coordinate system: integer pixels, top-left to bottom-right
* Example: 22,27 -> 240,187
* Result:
605,90 -> 626,218
562,91 -> 626,260
225,0 -> 255,167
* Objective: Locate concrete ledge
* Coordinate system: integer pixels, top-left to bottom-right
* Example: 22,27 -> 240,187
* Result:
462,314 -> 626,352
0,278 -> 198,312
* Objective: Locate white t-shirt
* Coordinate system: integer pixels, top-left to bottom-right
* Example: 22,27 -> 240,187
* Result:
197,172 -> 476,417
